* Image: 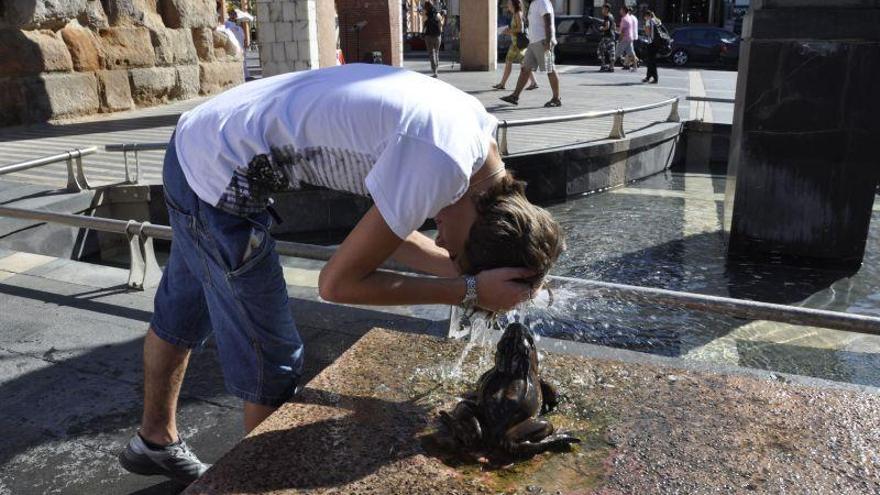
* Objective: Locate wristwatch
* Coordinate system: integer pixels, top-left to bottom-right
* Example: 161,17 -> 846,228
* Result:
461,275 -> 478,308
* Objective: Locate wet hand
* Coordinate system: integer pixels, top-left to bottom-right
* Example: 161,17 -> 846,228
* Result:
474,268 -> 538,312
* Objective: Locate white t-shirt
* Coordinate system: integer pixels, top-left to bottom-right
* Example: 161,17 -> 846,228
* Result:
223,20 -> 246,51
527,0 -> 556,44
173,64 -> 498,239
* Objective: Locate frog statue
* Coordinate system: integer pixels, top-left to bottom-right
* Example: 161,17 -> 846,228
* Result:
440,322 -> 581,461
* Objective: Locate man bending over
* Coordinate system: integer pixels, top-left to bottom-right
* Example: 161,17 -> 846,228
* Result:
118,63 -> 564,484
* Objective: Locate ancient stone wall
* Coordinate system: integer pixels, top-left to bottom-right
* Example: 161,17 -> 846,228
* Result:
0,0 -> 245,126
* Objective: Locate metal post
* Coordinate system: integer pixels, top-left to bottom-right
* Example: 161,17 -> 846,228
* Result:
609,110 -> 626,139
64,150 -> 91,192
498,123 -> 509,156
123,149 -> 132,184
667,98 -> 681,123
126,220 -> 145,289
139,222 -> 162,288
73,151 -> 90,190
133,149 -> 140,184
126,220 -> 162,290
65,157 -> 83,193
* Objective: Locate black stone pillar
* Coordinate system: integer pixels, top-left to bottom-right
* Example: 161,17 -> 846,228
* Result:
724,0 -> 880,270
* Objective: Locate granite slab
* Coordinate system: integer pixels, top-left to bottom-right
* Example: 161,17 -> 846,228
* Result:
185,328 -> 880,495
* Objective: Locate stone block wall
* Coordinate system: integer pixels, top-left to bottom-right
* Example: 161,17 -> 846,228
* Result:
255,0 -> 320,77
337,0 -> 401,66
0,0 -> 245,126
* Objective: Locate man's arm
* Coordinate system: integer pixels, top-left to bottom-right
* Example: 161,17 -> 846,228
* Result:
392,231 -> 459,277
543,13 -> 552,49
319,207 -> 535,311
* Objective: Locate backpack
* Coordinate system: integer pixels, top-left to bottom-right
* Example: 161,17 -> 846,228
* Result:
651,21 -> 672,53
425,9 -> 442,36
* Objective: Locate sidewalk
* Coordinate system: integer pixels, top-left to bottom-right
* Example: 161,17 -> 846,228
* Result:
0,61 -> 735,190
0,249 -> 446,494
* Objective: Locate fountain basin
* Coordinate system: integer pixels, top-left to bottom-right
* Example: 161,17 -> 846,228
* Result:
185,328 -> 880,494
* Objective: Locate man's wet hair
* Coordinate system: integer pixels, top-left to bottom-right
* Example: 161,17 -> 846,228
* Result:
462,173 -> 565,288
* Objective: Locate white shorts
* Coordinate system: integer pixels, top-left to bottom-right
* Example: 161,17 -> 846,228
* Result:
616,40 -> 636,58
523,41 -> 556,73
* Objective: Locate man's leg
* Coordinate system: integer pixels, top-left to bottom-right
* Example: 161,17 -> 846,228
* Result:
548,70 -> 560,100
140,328 -> 191,445
511,66 -> 532,98
120,138 -> 213,485
245,402 -> 277,433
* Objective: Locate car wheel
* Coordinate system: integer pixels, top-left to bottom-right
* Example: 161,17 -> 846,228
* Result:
672,49 -> 689,66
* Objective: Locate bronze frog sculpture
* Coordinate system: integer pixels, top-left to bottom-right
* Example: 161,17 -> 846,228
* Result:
441,322 -> 581,461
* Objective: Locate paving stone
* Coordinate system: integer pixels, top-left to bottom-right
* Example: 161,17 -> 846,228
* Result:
0,252 -> 56,273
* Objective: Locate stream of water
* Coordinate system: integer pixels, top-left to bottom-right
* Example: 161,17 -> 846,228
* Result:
455,171 -> 880,388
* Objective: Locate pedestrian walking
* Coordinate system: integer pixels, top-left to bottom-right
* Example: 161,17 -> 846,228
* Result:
118,64 -> 564,486
616,5 -> 638,71
597,4 -> 617,72
225,9 -> 249,80
492,0 -> 538,91
499,0 -> 561,107
643,10 -> 660,84
423,0 -> 444,77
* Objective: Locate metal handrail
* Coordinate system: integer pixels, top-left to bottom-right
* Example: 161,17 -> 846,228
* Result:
686,96 -> 735,104
2,204 -> 880,337
494,97 -> 681,155
0,147 -> 97,192
685,96 -> 734,122
105,143 -> 169,152
105,143 -> 169,185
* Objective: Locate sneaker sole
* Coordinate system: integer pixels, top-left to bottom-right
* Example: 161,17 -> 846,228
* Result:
118,450 -> 171,478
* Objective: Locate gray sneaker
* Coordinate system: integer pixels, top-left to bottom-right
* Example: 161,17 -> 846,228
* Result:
119,434 -> 209,484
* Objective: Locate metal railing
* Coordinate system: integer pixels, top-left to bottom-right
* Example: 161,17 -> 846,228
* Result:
686,96 -> 735,122
0,147 -> 98,192
494,97 -> 681,155
105,143 -> 169,185
1,204 -> 880,338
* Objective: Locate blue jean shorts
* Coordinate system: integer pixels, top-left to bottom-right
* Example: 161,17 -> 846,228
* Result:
151,135 -> 304,407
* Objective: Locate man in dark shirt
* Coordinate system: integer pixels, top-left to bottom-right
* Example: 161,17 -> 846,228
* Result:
598,3 -> 617,72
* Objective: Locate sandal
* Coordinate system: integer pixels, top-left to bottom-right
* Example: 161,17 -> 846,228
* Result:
525,83 -> 539,90
543,97 -> 562,108
500,95 -> 519,105
491,83 -> 506,90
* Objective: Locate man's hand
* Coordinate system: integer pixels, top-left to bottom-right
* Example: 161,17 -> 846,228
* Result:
475,267 -> 537,312
543,39 -> 550,52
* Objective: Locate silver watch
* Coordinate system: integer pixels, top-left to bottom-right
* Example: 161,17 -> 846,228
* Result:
461,275 -> 478,308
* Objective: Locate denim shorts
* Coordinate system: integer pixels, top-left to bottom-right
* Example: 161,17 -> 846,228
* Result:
151,135 -> 304,407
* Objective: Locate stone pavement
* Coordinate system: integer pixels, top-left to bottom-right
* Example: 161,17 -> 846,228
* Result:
0,248 -> 446,494
0,59 -> 735,190
187,328 -> 880,495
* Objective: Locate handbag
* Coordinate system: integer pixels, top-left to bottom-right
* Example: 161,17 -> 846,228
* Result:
516,32 -> 530,50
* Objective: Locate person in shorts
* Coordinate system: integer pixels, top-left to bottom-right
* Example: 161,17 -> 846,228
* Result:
615,5 -> 639,71
492,0 -> 538,91
499,0 -> 561,107
117,63 -> 564,485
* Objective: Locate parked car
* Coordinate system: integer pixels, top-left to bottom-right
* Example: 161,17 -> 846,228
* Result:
668,26 -> 740,66
553,15 -> 604,63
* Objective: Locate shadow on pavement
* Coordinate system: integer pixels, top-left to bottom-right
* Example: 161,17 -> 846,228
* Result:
0,279 -> 443,494
0,114 -> 182,143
